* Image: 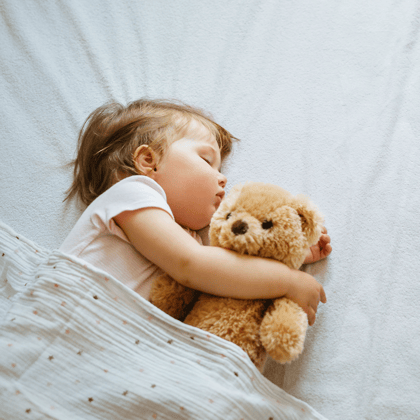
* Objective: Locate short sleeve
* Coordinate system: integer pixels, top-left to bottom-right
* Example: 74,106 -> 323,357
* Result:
91,176 -> 174,243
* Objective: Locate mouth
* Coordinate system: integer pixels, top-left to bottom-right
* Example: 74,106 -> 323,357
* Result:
216,191 -> 225,200
215,191 -> 225,208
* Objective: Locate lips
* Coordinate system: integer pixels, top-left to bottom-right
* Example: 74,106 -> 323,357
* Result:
216,191 -> 225,200
215,191 -> 225,208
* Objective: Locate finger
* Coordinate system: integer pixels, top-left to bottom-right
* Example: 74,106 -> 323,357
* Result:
311,302 -> 319,316
320,234 -> 331,244
324,243 -> 332,256
321,226 -> 328,234
307,308 -> 316,326
320,286 -> 327,304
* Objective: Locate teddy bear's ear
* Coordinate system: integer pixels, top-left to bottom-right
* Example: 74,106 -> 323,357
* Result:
293,194 -> 324,245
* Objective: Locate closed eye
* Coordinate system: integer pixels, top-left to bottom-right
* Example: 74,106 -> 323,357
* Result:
197,143 -> 222,170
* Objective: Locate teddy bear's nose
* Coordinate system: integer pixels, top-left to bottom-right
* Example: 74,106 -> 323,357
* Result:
231,220 -> 248,235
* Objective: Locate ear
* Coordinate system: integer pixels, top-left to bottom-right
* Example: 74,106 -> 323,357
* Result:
133,145 -> 158,176
292,194 -> 324,245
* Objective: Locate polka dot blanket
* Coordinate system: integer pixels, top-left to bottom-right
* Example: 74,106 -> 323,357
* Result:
0,222 -> 327,420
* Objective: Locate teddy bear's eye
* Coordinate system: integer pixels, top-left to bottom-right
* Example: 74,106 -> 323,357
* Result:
226,212 -> 232,220
262,220 -> 273,230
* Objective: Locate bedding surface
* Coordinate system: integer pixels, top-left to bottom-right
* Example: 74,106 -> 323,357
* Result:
1,1 -> 420,419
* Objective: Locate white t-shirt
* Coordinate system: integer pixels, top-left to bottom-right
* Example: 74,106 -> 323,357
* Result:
60,176 -> 202,300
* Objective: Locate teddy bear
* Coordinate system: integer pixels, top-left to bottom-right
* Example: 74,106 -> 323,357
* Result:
149,182 -> 324,369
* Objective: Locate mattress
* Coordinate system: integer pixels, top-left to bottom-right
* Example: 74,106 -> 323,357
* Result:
1,1 -> 420,418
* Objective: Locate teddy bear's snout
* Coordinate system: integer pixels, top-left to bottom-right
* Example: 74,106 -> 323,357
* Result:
231,220 -> 248,235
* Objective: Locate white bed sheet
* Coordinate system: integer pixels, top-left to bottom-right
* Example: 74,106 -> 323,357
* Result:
1,1 -> 420,419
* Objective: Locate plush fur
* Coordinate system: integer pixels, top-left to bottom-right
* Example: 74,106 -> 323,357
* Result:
149,182 -> 324,370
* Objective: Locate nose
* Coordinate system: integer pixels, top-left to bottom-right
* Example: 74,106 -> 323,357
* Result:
231,220 -> 248,235
218,173 -> 227,188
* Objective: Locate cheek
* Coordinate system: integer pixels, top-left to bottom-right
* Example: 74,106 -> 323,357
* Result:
180,159 -> 211,184
190,167 -> 217,191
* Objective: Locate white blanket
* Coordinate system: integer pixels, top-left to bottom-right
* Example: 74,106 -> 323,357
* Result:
1,1 -> 420,419
0,222 -> 325,419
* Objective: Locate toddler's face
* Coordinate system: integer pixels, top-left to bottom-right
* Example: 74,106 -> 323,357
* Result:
152,120 -> 227,230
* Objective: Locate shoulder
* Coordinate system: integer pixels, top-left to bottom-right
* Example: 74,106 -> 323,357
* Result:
106,175 -> 167,199
94,176 -> 169,209
87,175 -> 174,225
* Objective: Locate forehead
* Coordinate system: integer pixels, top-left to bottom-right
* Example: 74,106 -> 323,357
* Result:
180,118 -> 219,148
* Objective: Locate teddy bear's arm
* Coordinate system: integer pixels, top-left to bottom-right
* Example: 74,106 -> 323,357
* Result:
149,273 -> 198,321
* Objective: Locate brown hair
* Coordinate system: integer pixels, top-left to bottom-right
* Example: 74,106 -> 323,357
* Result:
64,98 -> 238,206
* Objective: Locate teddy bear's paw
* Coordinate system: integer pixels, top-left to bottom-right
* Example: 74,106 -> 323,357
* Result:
149,274 -> 198,320
185,296 -> 268,366
260,298 -> 308,364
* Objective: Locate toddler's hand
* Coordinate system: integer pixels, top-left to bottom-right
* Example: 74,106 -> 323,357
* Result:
303,227 -> 332,264
286,270 -> 326,326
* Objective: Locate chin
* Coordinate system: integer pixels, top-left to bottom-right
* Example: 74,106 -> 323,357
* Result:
190,221 -> 210,231
175,209 -> 213,232
189,216 -> 212,231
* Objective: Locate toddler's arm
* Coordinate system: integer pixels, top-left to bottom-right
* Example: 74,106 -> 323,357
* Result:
115,208 -> 326,325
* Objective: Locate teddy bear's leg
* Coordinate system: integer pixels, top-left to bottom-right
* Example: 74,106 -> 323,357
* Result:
184,295 -> 267,367
260,298 -> 308,364
149,273 -> 198,321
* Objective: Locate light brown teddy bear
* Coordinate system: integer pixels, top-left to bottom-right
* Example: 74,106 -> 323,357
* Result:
149,182 -> 324,370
